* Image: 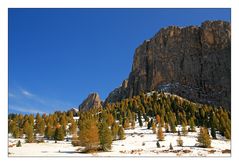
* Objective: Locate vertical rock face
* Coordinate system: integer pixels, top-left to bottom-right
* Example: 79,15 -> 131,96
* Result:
106,20 -> 231,109
79,93 -> 102,111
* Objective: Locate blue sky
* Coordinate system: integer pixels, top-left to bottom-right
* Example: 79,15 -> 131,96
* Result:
8,8 -> 231,114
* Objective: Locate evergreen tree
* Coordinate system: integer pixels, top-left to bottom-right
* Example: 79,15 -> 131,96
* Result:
189,118 -> 196,132
169,142 -> 173,150
157,126 -> 164,141
156,115 -> 161,124
78,119 -> 99,152
38,120 -> 45,136
123,118 -> 130,129
138,111 -> 143,127
182,123 -> 188,136
13,127 -> 20,138
197,127 -> 211,148
210,126 -> 217,139
99,122 -> 112,151
45,124 -> 53,140
118,126 -> 125,140
111,122 -> 119,140
106,114 -> 114,126
152,122 -> 156,134
16,140 -> 22,147
131,119 -> 135,129
69,120 -> 77,135
26,125 -> 34,143
156,141 -> 160,148
177,136 -> 183,146
54,126 -> 65,141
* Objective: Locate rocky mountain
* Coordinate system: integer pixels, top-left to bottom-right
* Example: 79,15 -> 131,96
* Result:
105,20 -> 231,109
79,93 -> 102,111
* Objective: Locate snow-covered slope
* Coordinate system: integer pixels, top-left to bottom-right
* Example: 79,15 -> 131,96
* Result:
8,121 -> 230,157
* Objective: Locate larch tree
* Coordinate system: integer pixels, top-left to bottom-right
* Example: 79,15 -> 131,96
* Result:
118,126 -> 126,140
99,122 -> 112,151
78,119 -> 99,152
197,127 -> 211,148
111,122 -> 119,140
157,125 -> 164,141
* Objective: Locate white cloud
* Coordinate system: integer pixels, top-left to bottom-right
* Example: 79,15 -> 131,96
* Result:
21,89 -> 34,97
9,105 -> 47,114
9,93 -> 16,98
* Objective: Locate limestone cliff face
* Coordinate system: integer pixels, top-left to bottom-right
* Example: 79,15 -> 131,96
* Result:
79,93 -> 102,111
106,20 -> 231,109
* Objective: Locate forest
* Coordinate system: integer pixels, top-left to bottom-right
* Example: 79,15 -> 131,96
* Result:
8,92 -> 231,152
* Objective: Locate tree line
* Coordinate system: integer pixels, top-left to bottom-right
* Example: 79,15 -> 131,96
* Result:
8,92 -> 231,151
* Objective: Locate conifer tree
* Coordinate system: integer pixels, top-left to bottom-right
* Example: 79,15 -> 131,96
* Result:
26,125 -> 34,143
182,123 -> 188,136
38,120 -> 45,136
99,122 -> 112,151
156,141 -> 160,148
131,119 -> 135,129
169,142 -> 173,150
106,114 -> 114,126
156,115 -> 161,124
45,124 -> 53,140
69,120 -> 77,135
210,126 -> 217,139
123,118 -> 130,129
118,126 -> 126,140
157,126 -> 164,141
189,118 -> 196,132
152,122 -> 156,134
111,122 -> 119,140
54,126 -> 65,141
16,140 -> 22,147
197,127 -> 211,148
177,136 -> 183,146
138,111 -> 143,127
13,127 -> 20,138
78,119 -> 99,152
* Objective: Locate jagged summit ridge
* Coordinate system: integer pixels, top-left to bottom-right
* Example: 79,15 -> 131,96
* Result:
79,92 -> 102,111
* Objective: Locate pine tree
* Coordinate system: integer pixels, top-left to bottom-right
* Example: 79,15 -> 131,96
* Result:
189,118 -> 196,132
13,127 -> 20,138
156,141 -> 160,148
99,122 -> 112,151
69,120 -> 77,135
118,126 -> 125,140
26,125 -> 34,143
157,126 -> 164,141
38,120 -> 45,136
156,115 -> 161,124
45,124 -> 53,140
169,142 -> 173,150
123,118 -> 130,129
111,122 -> 119,140
152,122 -> 156,134
197,127 -> 211,148
177,136 -> 183,146
78,119 -> 99,152
210,126 -> 217,139
131,119 -> 135,129
54,126 -> 65,141
106,114 -> 114,126
16,140 -> 22,147
182,123 -> 188,136
138,111 -> 143,127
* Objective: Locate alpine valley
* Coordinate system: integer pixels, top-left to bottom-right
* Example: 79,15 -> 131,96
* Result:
8,20 -> 231,157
